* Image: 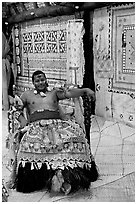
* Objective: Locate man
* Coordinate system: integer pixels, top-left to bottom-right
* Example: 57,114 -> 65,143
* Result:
8,70 -> 99,195
17,70 -> 95,123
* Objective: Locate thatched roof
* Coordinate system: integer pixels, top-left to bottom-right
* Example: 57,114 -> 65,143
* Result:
2,2 -> 118,24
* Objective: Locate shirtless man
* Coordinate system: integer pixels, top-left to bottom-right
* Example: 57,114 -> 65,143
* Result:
8,70 -> 98,194
18,70 -> 95,124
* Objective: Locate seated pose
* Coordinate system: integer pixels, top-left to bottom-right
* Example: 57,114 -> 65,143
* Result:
8,70 -> 99,195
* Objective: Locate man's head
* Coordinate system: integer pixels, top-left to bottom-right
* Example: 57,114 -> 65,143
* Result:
32,70 -> 48,92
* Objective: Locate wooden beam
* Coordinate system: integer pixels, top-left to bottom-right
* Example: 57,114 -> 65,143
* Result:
79,2 -> 121,10
7,5 -> 75,24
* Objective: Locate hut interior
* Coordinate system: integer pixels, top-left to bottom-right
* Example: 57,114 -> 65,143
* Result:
2,2 -> 125,137
2,2 -> 135,201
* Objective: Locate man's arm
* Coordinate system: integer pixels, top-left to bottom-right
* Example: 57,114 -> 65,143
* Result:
56,87 -> 95,101
65,88 -> 95,99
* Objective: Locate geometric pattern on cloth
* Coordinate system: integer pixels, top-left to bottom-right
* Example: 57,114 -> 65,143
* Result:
93,7 -> 113,79
13,18 -> 84,90
17,118 -> 92,170
8,106 -> 21,134
66,20 -> 85,86
22,29 -> 67,54
112,93 -> 135,127
14,24 -> 21,75
14,21 -> 69,84
108,3 -> 135,96
93,5 -> 135,123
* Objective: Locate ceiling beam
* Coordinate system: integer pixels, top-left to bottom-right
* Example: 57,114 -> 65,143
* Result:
6,2 -> 123,24
7,5 -> 75,24
79,2 -> 112,10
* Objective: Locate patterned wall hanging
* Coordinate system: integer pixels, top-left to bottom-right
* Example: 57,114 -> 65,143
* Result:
66,19 -> 85,87
21,21 -> 68,84
12,24 -> 21,75
93,8 -> 114,79
93,3 -> 135,122
13,16 -> 85,94
108,3 -> 135,98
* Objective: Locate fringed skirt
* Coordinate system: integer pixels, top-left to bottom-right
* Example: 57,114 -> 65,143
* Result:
15,117 -> 99,193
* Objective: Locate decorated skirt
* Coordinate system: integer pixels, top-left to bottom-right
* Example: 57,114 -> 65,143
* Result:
15,111 -> 99,193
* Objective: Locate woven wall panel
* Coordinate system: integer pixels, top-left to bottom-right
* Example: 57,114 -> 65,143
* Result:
93,4 -> 135,126
109,4 -> 135,94
20,21 -> 67,87
13,16 -> 84,90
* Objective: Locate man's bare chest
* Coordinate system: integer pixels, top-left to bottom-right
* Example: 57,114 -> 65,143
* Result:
27,92 -> 57,107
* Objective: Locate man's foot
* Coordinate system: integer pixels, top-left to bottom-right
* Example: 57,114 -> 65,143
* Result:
51,174 -> 62,193
61,182 -> 71,195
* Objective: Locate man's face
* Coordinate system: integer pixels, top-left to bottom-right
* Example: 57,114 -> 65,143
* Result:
33,74 -> 47,92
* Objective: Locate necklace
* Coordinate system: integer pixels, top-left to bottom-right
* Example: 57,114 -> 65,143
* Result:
34,90 -> 47,97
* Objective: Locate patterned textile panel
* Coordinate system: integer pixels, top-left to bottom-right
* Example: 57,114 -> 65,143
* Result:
13,16 -> 85,102
13,15 -> 84,86
22,59 -> 67,78
93,3 -> 135,127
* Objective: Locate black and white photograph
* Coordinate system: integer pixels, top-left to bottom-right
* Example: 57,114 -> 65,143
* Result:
2,1 -> 135,202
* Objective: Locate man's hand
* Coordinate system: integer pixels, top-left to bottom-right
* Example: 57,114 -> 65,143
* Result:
85,88 -> 96,101
56,86 -> 96,101
14,95 -> 24,109
8,149 -> 16,166
9,95 -> 14,105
